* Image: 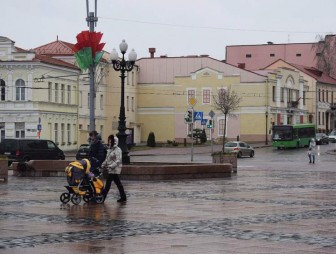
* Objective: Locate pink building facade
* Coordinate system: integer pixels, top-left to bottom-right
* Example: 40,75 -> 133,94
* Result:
226,43 -> 317,71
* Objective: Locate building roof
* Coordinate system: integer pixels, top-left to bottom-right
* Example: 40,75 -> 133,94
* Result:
33,54 -> 80,71
136,56 -> 266,84
34,40 -> 75,56
292,63 -> 336,85
263,59 -> 336,85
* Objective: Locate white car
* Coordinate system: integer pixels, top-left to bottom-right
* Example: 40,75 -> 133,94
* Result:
328,130 -> 336,143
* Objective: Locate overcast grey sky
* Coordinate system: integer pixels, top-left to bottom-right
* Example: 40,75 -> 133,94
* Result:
3,0 -> 336,60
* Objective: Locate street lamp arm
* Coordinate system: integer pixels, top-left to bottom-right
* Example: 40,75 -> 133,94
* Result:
111,60 -> 135,72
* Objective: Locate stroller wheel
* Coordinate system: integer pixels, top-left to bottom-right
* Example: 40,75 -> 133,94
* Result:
95,194 -> 105,204
60,192 -> 70,204
71,193 -> 81,205
83,193 -> 91,203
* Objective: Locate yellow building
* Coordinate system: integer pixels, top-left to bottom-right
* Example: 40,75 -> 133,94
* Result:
265,60 -> 336,133
135,55 -> 313,143
0,36 -> 80,150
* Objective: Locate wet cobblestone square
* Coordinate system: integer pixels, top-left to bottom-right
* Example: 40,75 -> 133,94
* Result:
1,146 -> 336,253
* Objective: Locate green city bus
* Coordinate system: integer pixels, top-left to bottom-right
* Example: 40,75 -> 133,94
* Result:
272,124 -> 316,149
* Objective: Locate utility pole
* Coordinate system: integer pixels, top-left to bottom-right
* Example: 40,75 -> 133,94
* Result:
86,0 -> 98,131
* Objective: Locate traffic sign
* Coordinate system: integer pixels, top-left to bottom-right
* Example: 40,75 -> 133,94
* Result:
188,97 -> 197,107
37,124 -> 42,131
193,111 -> 203,121
201,119 -> 208,125
209,110 -> 215,118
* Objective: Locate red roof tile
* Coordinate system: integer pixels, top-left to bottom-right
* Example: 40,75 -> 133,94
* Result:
34,40 -> 75,56
33,54 -> 79,71
292,63 -> 336,85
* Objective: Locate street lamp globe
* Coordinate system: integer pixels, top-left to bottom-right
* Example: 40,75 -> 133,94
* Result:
111,48 -> 119,61
128,49 -> 137,62
119,39 -> 128,54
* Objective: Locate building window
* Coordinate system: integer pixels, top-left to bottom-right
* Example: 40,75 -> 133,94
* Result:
280,88 -> 284,102
54,123 -> 58,143
303,91 -> 306,105
318,89 -> 321,102
0,79 -> 5,101
219,119 -> 225,136
48,82 -> 52,102
15,79 -> 25,101
270,53 -> 275,57
67,85 -> 71,104
246,54 -> 252,58
100,94 -> 103,110
15,122 -> 25,138
322,89 -> 325,102
296,53 -> 302,57
132,71 -> 135,86
67,124 -> 71,143
61,123 -> 65,144
202,89 -> 211,104
79,124 -> 82,130
54,83 -> 58,103
272,86 -> 276,102
332,91 -> 334,104
126,96 -> 129,111
88,93 -> 90,109
318,112 -> 321,125
79,91 -> 82,108
131,97 -> 134,112
61,84 -> 65,103
287,89 -> 292,103
187,89 -> 196,100
326,90 -> 329,103
100,125 -> 103,136
73,124 -> 76,143
322,112 -> 325,125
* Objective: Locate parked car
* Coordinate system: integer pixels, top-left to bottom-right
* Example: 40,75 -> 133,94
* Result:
328,130 -> 336,143
0,139 -> 65,165
224,141 -> 255,158
75,144 -> 90,160
315,133 -> 329,145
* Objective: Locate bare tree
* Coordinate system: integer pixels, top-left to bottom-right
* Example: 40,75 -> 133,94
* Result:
212,88 -> 242,152
312,34 -> 336,78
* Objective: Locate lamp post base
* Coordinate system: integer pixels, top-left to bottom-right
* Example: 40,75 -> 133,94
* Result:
116,132 -> 130,164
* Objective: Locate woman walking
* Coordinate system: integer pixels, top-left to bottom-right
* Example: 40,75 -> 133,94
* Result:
101,135 -> 127,203
309,138 -> 316,164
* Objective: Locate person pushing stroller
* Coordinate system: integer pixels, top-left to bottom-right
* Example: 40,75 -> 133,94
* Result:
101,135 -> 127,203
88,130 -> 106,176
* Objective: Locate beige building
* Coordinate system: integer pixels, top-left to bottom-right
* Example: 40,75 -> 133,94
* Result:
264,60 -> 336,133
0,36 -> 80,150
135,54 -> 315,143
34,39 -> 140,146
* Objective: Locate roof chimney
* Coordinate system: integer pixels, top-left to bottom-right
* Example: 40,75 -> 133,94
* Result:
149,48 -> 156,58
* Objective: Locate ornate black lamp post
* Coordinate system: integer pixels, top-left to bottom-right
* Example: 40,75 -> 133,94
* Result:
111,40 -> 137,164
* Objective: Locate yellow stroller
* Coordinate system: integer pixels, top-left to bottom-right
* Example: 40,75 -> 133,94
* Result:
60,159 -> 104,205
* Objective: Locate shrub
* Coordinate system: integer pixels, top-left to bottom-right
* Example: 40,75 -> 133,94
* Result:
147,132 -> 156,147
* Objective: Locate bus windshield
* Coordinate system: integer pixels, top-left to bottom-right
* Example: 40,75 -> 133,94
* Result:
272,126 -> 293,141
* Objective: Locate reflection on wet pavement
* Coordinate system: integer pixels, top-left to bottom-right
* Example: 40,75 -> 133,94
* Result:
1,159 -> 336,253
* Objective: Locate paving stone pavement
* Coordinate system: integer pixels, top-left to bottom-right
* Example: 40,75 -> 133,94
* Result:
1,149 -> 336,253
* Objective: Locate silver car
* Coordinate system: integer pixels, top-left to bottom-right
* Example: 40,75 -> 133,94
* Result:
224,141 -> 255,158
328,130 -> 336,143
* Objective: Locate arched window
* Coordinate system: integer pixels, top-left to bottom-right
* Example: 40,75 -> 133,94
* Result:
15,79 -> 25,101
0,79 -> 5,101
